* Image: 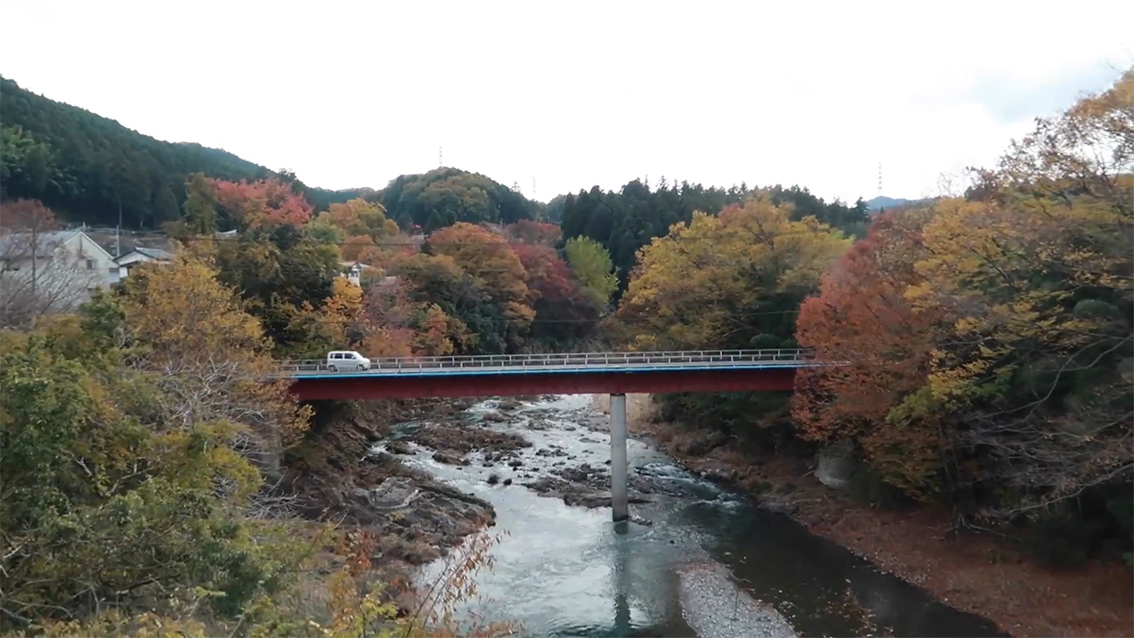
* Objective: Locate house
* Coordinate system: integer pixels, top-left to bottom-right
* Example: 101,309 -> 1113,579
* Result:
339,261 -> 379,287
0,229 -> 117,321
114,246 -> 175,282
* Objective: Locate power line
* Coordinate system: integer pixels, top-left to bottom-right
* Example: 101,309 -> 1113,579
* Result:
167,226 -> 853,249
286,309 -> 801,326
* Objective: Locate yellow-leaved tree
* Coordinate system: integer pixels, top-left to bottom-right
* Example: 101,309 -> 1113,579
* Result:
119,255 -> 311,479
895,70 -> 1133,517
617,196 -> 850,351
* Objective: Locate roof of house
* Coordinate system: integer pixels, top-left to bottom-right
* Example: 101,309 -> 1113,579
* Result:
132,247 -> 175,261
339,260 -> 378,270
0,230 -> 112,260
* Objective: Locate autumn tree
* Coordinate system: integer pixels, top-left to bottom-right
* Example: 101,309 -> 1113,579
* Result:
283,276 -> 367,359
792,69 -> 1133,539
388,253 -> 487,354
505,219 -> 561,245
792,207 -> 946,496
119,256 -> 311,479
426,223 -> 534,351
212,226 -> 341,353
0,294 -> 305,631
513,242 -> 598,346
309,198 -> 401,265
211,177 -> 314,230
617,196 -> 850,445
617,197 -> 850,351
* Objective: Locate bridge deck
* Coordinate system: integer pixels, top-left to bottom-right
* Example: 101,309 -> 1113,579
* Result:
276,349 -> 817,379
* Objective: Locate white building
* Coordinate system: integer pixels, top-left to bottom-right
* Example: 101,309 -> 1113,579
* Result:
114,246 -> 175,283
0,230 -> 117,324
339,261 -> 380,287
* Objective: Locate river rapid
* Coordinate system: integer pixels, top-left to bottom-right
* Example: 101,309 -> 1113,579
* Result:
377,394 -> 1006,638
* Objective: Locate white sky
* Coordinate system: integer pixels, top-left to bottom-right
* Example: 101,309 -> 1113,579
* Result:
2,0 -> 1132,204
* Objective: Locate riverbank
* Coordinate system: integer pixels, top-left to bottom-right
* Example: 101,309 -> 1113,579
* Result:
590,393 -> 1134,638
282,398 -> 498,602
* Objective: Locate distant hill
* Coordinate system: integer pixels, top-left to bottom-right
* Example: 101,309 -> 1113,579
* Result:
380,167 -> 541,231
865,195 -> 915,211
0,76 -> 369,229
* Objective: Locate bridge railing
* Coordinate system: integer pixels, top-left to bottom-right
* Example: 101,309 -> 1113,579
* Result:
276,348 -> 816,375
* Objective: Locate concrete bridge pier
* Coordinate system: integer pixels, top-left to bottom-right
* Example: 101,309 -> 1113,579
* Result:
610,393 -> 629,524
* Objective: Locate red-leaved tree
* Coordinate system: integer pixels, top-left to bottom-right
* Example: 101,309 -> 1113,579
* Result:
211,178 -> 313,230
792,208 -> 948,496
512,243 -> 598,344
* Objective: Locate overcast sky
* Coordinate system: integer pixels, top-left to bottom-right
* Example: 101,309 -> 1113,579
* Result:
3,0 -> 1131,204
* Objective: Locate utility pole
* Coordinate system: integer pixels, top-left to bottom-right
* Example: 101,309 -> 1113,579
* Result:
116,202 -> 122,258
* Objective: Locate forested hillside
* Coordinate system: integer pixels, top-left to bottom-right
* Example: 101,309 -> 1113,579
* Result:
378,168 -> 542,231
1,77 -> 402,228
559,179 -> 869,290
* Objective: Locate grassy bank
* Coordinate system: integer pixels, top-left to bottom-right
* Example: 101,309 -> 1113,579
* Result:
591,393 -> 1134,637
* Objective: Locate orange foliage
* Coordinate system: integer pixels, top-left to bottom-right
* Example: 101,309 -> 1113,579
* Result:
210,178 -> 313,229
341,234 -> 374,262
792,208 -> 947,494
505,219 -> 561,245
427,223 -> 534,348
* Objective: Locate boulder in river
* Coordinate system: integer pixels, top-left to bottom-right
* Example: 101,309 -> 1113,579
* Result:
815,440 -> 857,490
387,440 -> 413,455
432,450 -> 464,465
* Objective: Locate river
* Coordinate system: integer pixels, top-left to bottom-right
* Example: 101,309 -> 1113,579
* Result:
380,394 -> 1006,638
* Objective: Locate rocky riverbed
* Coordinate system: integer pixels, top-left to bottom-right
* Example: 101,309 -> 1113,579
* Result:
366,394 -> 1003,637
281,399 -> 497,581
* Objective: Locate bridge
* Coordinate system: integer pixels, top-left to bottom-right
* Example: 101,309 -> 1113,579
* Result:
276,349 -> 821,524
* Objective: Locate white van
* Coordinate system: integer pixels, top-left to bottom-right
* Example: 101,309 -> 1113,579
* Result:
326,350 -> 371,372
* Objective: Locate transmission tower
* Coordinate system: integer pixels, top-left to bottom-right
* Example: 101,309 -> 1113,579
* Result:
877,162 -> 883,197
439,146 -> 443,167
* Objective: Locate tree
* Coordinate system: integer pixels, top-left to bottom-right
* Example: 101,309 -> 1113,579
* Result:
0,200 -> 92,328
615,196 -> 850,447
792,207 -> 946,496
790,68 -> 1134,527
426,223 -> 534,351
389,253 -> 493,354
617,197 -> 850,351
563,236 -> 618,311
183,173 -> 218,234
119,256 -> 311,478
285,276 -> 367,359
512,243 -> 598,345
211,177 -> 314,230
505,219 -> 561,245
317,198 -> 399,241
0,300 -> 301,630
212,229 -> 341,353
905,193 -> 1131,517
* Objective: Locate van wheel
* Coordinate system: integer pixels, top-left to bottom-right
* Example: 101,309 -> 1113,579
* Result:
357,364 -> 365,371
328,364 -> 337,372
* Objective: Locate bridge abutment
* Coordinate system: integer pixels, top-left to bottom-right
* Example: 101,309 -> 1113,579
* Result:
610,393 -> 629,524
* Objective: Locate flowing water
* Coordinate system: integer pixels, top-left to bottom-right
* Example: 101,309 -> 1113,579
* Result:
383,394 -> 1006,638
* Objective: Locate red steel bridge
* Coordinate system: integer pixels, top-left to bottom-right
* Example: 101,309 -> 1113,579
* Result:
275,348 -> 823,524
276,349 -> 818,401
